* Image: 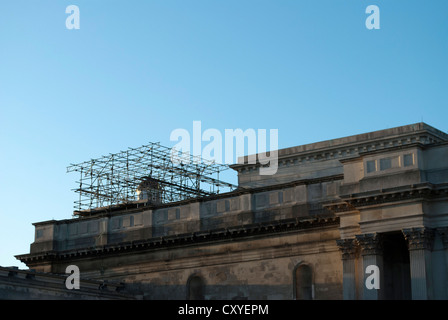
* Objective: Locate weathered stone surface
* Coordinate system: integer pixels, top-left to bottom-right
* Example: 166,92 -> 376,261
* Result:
0,266 -> 136,300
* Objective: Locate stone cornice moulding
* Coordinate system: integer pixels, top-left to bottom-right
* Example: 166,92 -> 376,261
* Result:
339,142 -> 427,164
232,124 -> 448,172
325,183 -> 448,213
16,216 -> 340,264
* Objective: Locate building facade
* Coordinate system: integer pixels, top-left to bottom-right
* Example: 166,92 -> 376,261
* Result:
12,123 -> 448,300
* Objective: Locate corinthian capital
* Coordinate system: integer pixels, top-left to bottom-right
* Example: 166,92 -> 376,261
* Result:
336,238 -> 358,259
355,233 -> 383,256
402,227 -> 435,251
437,227 -> 448,249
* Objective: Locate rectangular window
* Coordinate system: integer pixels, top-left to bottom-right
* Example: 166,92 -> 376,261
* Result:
380,158 -> 392,171
367,160 -> 376,173
403,153 -> 414,167
36,229 -> 43,239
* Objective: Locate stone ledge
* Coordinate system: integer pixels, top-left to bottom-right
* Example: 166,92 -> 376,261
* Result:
232,123 -> 448,172
16,216 -> 340,264
325,182 -> 448,212
0,266 -> 135,299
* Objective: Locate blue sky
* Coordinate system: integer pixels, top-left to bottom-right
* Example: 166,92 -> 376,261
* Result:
0,0 -> 447,268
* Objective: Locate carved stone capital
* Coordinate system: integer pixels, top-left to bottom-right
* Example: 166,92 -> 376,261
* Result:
437,227 -> 448,249
355,233 -> 383,256
402,227 -> 435,251
336,238 -> 358,260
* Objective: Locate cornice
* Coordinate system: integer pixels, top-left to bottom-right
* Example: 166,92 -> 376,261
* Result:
325,183 -> 448,213
16,216 -> 339,264
232,126 -> 447,172
339,142 -> 426,164
0,266 -> 134,299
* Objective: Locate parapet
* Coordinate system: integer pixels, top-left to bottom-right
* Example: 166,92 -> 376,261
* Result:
232,122 -> 448,188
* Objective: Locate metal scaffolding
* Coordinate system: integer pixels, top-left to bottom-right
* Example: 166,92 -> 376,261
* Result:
67,142 -> 236,214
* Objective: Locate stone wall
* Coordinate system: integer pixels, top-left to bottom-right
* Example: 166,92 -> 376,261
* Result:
27,177 -> 342,256
43,224 -> 342,300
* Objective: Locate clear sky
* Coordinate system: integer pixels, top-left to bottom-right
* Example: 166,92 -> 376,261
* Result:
0,0 -> 447,268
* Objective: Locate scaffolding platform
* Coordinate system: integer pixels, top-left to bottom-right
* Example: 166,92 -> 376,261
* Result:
67,142 -> 236,215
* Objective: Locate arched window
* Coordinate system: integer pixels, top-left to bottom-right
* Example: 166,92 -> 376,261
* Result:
294,264 -> 313,300
187,275 -> 205,300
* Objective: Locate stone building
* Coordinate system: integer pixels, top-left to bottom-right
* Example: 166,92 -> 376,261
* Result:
11,122 -> 448,300
0,266 -> 135,300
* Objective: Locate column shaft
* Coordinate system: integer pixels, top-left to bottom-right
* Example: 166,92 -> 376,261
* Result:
356,233 -> 383,300
403,228 -> 434,300
337,239 -> 358,300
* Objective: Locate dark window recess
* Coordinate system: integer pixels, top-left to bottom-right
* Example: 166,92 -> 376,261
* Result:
367,160 -> 376,173
403,154 -> 414,167
187,276 -> 205,300
380,158 -> 392,171
295,265 -> 313,300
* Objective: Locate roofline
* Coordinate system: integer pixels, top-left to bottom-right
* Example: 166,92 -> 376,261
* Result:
231,122 -> 448,169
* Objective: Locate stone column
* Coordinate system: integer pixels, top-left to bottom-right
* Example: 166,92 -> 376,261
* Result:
437,228 -> 448,299
356,233 -> 383,300
402,227 -> 435,300
437,227 -> 448,268
336,238 -> 358,300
